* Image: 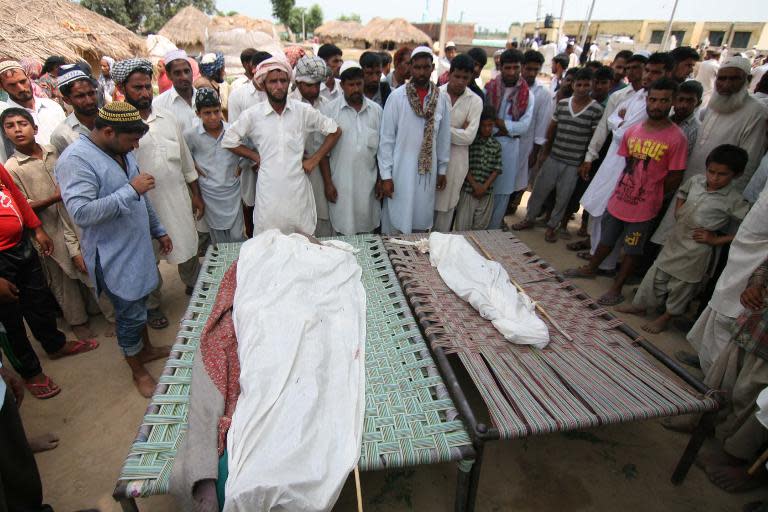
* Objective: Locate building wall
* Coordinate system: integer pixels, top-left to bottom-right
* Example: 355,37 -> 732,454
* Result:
510,19 -> 768,50
412,23 -> 475,44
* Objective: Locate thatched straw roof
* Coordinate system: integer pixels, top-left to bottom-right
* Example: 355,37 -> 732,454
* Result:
358,18 -> 432,46
314,20 -> 363,41
209,15 -> 277,40
158,6 -> 210,48
0,0 -> 146,64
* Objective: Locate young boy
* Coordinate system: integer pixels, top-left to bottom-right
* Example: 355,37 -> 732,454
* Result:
513,68 -> 604,242
617,145 -> 750,332
453,105 -> 503,231
183,88 -> 245,245
2,107 -> 102,344
564,78 -> 689,307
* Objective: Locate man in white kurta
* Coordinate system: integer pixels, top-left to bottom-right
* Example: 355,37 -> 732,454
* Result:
152,50 -> 198,130
484,49 -> 536,229
694,50 -> 720,106
223,57 -> 340,236
320,63 -> 382,235
290,56 -> 333,237
112,58 -> 203,316
378,47 -> 452,234
433,55 -> 483,232
513,50 -> 553,205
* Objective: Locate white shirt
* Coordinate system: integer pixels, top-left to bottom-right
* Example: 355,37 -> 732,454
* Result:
695,58 -> 720,106
435,84 -> 483,212
152,87 -> 198,130
133,108 -> 199,264
320,96 -> 383,235
227,81 -> 268,206
516,81 -> 553,191
50,112 -> 91,155
222,99 -> 338,235
751,63 -> 768,93
6,97 -> 65,146
319,78 -> 342,102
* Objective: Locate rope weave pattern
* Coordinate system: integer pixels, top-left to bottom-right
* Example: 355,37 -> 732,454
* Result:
114,236 -> 473,499
383,230 -> 718,441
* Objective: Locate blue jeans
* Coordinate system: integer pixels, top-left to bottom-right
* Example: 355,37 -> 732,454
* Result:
94,256 -> 146,357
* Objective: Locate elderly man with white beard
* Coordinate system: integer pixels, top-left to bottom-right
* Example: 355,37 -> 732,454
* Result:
652,57 -> 768,246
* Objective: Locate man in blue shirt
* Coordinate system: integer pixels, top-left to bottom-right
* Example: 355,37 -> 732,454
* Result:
56,102 -> 173,398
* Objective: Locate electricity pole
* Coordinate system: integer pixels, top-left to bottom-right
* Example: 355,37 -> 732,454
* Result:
556,0 -> 566,46
438,0 -> 449,57
578,0 -> 596,49
660,0 -> 679,50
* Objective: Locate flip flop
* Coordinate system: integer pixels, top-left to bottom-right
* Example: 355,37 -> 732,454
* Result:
25,375 -> 61,399
147,308 -> 169,330
563,267 -> 597,279
566,239 -> 591,251
512,220 -> 535,231
598,293 -> 625,306
49,338 -> 99,360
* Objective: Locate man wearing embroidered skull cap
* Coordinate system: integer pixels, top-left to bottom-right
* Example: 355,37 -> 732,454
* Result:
223,56 -> 341,235
378,46 -> 452,234
55,102 -> 173,397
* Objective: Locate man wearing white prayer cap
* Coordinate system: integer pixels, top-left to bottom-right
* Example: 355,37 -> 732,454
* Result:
152,49 -> 197,128
222,57 -> 342,236
377,45 -> 452,234
656,54 -> 768,375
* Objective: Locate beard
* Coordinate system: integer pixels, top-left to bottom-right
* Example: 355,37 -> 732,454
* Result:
266,88 -> 286,105
708,87 -> 748,114
124,95 -> 151,111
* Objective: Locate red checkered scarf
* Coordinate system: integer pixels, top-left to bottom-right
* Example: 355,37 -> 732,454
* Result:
485,74 -> 530,121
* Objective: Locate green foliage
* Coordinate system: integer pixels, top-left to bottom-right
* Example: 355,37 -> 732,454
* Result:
287,4 -> 323,37
270,0 -> 295,25
337,13 -> 361,22
81,0 -> 216,33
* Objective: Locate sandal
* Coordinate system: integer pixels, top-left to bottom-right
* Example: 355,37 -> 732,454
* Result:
49,338 -> 99,360
512,220 -> 534,231
26,375 -> 61,399
577,250 -> 592,261
147,308 -> 169,330
563,267 -> 597,279
566,239 -> 591,251
598,293 -> 625,306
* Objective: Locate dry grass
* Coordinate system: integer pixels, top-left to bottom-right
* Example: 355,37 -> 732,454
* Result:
0,0 -> 146,66
314,20 -> 363,42
357,17 -> 433,47
158,5 -> 210,48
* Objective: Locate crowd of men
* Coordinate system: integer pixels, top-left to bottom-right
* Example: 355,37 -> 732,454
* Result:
1,39 -> 768,510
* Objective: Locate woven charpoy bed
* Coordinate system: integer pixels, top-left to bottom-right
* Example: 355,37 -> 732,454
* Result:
113,235 -> 475,511
382,230 -> 720,506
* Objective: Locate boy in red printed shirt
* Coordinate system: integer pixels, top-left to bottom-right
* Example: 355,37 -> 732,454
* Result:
565,78 -> 689,306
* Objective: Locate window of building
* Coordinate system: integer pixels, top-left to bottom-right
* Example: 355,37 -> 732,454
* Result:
732,31 -> 752,48
650,30 -> 685,45
709,31 -> 725,46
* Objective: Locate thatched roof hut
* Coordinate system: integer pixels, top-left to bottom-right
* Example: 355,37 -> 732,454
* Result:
158,5 -> 210,54
206,15 -> 282,76
0,0 -> 145,69
358,18 -> 432,50
314,20 -> 364,44
209,15 -> 278,40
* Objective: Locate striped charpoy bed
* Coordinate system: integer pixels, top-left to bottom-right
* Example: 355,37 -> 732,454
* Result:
382,230 -> 719,498
113,235 -> 476,512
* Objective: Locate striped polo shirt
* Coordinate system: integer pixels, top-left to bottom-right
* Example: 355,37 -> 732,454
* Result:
550,97 -> 604,166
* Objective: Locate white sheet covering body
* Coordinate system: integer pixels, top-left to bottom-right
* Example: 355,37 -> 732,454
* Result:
428,232 -> 550,349
226,230 -> 366,512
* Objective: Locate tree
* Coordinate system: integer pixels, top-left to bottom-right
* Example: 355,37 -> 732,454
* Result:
270,0 -> 295,27
337,13 -> 361,22
80,0 -> 215,33
287,4 -> 323,38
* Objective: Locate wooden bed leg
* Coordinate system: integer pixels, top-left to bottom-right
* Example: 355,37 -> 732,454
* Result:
671,411 -> 716,485
464,435 -> 486,512
118,498 -> 139,512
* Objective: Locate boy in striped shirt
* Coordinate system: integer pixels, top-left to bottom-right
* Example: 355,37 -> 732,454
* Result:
513,68 -> 604,242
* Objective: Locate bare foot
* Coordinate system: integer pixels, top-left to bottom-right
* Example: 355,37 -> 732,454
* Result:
642,314 -> 671,334
696,447 -> 745,469
133,371 -> 157,398
29,432 -> 60,453
71,323 -> 94,340
707,464 -> 766,493
615,304 -> 646,316
138,345 -> 171,364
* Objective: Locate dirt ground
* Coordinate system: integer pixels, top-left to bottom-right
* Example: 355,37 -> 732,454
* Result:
19,203 -> 768,511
